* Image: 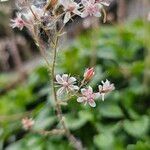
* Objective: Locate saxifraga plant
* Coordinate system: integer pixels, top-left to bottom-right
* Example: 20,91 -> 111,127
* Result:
10,0 -> 115,149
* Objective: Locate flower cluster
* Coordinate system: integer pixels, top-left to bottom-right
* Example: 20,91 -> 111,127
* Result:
56,68 -> 115,107
10,0 -> 110,31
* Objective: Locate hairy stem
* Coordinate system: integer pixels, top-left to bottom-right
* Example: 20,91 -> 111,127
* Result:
32,17 -> 83,149
51,34 -> 83,150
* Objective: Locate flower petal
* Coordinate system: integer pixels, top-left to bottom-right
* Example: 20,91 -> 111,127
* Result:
95,92 -> 101,99
98,85 -> 103,92
68,85 -> 79,91
101,93 -> 105,101
57,87 -> 65,96
73,9 -> 81,16
81,88 -> 87,95
81,10 -> 89,18
62,74 -> 69,81
77,97 -> 85,103
89,100 -> 96,107
94,11 -> 101,17
68,77 -> 76,83
64,12 -> 71,24
88,86 -> 93,93
56,74 -> 64,84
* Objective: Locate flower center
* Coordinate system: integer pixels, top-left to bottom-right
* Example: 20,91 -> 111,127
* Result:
63,81 -> 69,87
18,19 -> 24,24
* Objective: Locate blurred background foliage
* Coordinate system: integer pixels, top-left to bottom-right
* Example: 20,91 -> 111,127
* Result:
0,19 -> 150,150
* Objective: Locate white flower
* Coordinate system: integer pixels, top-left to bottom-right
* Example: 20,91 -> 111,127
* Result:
22,117 -> 35,130
56,74 -> 79,96
81,0 -> 101,18
10,13 -> 25,30
77,86 -> 98,107
60,0 -> 81,24
22,5 -> 44,24
98,79 -> 115,101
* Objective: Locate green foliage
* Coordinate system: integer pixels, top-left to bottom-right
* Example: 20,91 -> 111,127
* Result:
0,20 -> 150,149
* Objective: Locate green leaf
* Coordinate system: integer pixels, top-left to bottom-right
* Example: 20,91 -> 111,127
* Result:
127,141 -> 150,150
123,116 -> 149,138
65,110 -> 93,130
94,132 -> 114,149
99,103 -> 124,118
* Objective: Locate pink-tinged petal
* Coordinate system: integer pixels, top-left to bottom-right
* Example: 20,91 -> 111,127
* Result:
101,79 -> 115,93
68,85 -> 79,91
81,10 -> 89,18
111,84 -> 115,90
64,12 -> 71,24
101,93 -> 105,101
62,74 -> 69,81
95,92 -> 101,99
81,0 -> 88,6
56,74 -> 64,84
108,84 -> 115,91
89,100 -> 96,107
68,77 -> 76,83
81,88 -> 87,95
57,87 -> 65,96
73,85 -> 79,90
98,85 -> 103,92
90,0 -> 96,4
88,86 -> 93,93
77,97 -> 85,103
105,79 -> 110,85
60,0 -> 68,7
10,13 -> 25,30
94,11 -> 101,17
73,9 -> 81,15
84,67 -> 95,81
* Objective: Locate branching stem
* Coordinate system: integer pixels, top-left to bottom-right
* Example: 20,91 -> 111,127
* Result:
50,31 -> 83,150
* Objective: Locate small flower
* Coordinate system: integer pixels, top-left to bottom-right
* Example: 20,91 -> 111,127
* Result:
84,67 -> 95,81
22,117 -> 35,130
60,0 -> 81,24
98,79 -> 115,101
22,5 -> 44,24
56,74 -> 79,96
77,86 -> 97,107
10,13 -> 25,30
81,0 -> 101,18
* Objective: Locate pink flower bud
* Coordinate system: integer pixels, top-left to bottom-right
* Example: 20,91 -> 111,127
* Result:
84,68 -> 95,81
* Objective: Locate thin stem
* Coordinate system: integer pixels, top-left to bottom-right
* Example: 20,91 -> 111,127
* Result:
51,32 -> 83,150
51,35 -> 61,119
29,6 -> 83,147
31,129 -> 65,136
